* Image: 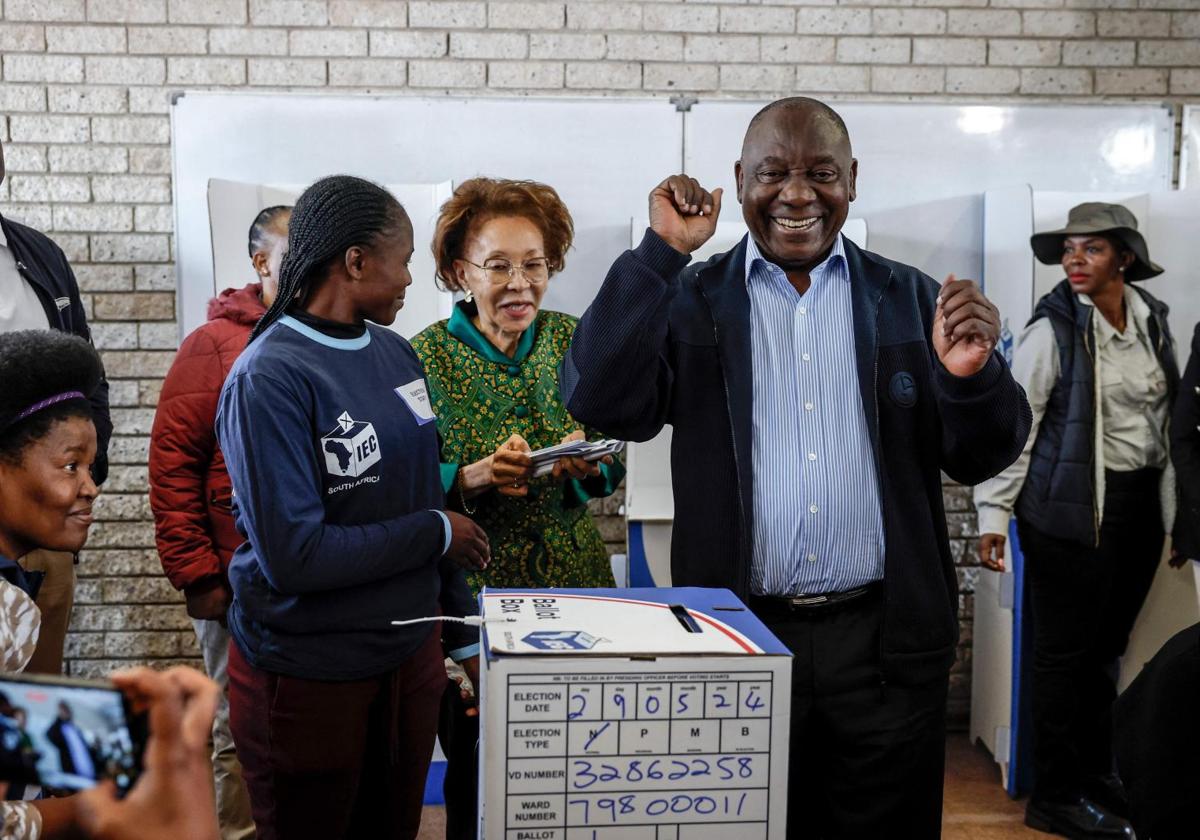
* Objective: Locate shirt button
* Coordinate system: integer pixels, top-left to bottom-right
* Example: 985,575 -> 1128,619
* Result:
798,306 -> 807,315
507,365 -> 521,376
807,453 -> 817,461
514,406 -> 529,419
806,553 -> 817,563
802,353 -> 811,362
804,402 -> 814,411
809,504 -> 818,514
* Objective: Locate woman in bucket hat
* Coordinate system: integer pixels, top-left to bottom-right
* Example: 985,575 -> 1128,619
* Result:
974,202 -> 1180,839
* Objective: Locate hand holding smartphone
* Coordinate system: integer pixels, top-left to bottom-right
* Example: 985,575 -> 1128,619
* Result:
0,672 -> 148,795
1,667 -> 221,840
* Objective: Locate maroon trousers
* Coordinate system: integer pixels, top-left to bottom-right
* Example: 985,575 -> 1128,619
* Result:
227,627 -> 445,840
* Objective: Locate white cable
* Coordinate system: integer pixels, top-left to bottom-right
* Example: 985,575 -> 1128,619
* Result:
390,615 -> 485,627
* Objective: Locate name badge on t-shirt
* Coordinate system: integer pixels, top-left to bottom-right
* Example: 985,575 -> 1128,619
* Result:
395,379 -> 435,425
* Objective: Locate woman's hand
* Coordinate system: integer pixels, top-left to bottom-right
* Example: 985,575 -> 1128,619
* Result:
458,434 -> 535,499
491,434 -> 534,496
75,667 -> 222,840
978,533 -> 1007,573
445,511 -> 490,571
551,430 -> 609,482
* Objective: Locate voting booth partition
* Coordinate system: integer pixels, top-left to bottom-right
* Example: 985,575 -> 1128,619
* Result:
478,588 -> 792,840
972,186 -> 1200,795
1183,105 -> 1200,190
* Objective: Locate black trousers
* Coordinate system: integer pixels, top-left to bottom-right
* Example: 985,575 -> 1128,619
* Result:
438,678 -> 480,840
1020,467 -> 1165,803
756,591 -> 949,840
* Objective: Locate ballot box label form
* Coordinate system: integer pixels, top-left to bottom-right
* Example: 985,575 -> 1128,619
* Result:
479,588 -> 792,840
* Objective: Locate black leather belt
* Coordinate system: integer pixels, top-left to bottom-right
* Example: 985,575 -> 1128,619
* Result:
748,582 -> 882,617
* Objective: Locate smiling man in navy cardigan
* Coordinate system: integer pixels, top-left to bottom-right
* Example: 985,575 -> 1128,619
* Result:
563,97 -> 1032,839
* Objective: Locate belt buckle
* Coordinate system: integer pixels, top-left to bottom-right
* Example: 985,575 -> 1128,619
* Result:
788,594 -> 828,608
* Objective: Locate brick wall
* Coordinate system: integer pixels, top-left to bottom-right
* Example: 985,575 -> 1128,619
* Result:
2,0 -> 1198,724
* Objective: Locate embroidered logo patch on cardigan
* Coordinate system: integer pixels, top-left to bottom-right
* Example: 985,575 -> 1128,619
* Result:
889,371 -> 918,407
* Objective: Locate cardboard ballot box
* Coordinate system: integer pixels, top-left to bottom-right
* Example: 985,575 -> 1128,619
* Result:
478,588 -> 793,840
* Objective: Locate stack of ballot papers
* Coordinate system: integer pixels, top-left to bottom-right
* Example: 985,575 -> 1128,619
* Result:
529,439 -> 625,477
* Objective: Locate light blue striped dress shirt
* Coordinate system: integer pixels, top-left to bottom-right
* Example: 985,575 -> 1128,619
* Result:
745,234 -> 885,596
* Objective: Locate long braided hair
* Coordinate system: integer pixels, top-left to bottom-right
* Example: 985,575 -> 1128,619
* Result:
249,175 -> 409,343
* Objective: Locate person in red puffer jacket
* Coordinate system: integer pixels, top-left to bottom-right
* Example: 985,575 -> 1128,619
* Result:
149,204 -> 290,840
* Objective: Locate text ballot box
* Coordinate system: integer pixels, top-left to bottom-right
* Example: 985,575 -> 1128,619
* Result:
478,588 -> 793,840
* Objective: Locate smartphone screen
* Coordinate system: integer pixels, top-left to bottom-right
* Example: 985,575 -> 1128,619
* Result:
0,674 -> 145,794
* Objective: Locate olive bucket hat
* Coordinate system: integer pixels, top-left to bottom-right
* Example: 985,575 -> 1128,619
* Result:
1030,202 -> 1163,282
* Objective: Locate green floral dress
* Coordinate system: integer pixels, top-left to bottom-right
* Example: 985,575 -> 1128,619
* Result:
412,303 -> 624,593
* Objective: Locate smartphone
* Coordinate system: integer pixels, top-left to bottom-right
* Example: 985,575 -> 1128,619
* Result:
0,672 -> 148,795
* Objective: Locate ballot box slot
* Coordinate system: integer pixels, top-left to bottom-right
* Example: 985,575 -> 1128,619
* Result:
670,604 -> 702,633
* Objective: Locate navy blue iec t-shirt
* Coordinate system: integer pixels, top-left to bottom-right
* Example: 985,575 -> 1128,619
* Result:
216,314 -> 459,680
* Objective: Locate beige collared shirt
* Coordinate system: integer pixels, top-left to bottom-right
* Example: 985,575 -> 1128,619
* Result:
1089,288 -> 1169,471
0,225 -> 50,333
975,285 -> 1173,536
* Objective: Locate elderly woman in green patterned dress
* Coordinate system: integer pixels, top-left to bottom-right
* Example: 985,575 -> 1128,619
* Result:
412,177 -> 624,593
414,181 -> 625,840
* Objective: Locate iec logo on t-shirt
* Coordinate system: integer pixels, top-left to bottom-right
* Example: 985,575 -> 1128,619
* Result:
321,411 -> 382,480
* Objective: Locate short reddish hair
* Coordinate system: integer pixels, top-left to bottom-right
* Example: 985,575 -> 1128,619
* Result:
432,177 -> 574,292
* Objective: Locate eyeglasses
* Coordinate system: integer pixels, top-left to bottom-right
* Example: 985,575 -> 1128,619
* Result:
461,257 -> 552,285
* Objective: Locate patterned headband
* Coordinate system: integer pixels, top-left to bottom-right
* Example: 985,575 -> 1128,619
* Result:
4,391 -> 86,432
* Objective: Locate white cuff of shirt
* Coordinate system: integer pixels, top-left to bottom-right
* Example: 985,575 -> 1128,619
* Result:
976,507 -> 1013,538
433,510 -> 452,555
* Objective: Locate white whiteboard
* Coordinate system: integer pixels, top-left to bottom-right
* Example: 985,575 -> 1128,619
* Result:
206,178 -> 453,340
685,102 -> 1174,286
171,93 -> 684,340
173,96 -> 1174,343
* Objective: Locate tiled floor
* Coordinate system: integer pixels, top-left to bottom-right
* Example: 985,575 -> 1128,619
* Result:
416,733 -> 1045,839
